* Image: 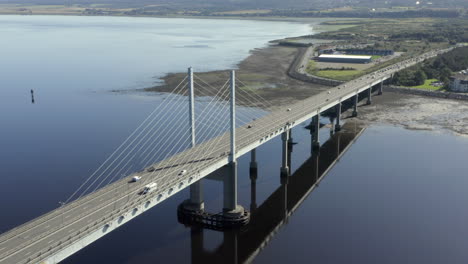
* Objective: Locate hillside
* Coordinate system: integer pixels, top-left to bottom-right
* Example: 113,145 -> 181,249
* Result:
0,0 -> 467,9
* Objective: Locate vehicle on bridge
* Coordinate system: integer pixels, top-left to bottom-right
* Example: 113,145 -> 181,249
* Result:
142,182 -> 157,194
132,176 -> 142,182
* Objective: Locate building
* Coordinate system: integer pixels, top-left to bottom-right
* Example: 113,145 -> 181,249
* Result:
317,54 -> 372,64
449,70 -> 468,92
337,49 -> 394,56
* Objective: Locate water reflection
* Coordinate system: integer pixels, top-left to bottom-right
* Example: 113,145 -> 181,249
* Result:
188,122 -> 365,263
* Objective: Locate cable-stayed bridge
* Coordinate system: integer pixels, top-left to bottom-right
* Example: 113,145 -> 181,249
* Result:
0,46 -> 455,264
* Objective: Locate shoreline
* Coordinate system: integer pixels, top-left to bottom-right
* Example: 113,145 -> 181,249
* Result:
143,42 -> 331,107
348,90 -> 468,136
0,12 -> 353,25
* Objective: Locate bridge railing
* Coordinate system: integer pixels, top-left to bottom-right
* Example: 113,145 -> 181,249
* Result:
24,193 -> 159,264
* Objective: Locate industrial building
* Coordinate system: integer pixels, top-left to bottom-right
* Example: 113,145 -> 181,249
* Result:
317,54 -> 372,64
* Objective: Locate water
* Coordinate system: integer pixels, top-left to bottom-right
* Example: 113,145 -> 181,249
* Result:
2,15 -> 468,264
0,15 -> 314,233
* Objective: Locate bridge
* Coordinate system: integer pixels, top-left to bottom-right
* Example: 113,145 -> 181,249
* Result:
0,46 -> 456,264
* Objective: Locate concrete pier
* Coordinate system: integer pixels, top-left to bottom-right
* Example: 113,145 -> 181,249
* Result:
250,149 -> 257,173
366,87 -> 372,105
335,102 -> 341,132
352,94 -> 358,117
378,81 -> 383,95
188,181 -> 204,210
280,130 -> 290,177
329,117 -> 335,136
312,115 -> 320,151
223,161 -> 241,213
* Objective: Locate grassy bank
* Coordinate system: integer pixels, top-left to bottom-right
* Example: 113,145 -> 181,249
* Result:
409,79 -> 442,90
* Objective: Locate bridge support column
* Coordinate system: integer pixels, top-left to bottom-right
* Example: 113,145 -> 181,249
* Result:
335,103 -> 341,132
352,94 -> 358,117
378,81 -> 383,95
249,149 -> 257,174
366,87 -> 372,105
312,115 -> 320,151
223,161 -> 242,213
288,129 -> 294,149
329,117 -> 335,136
188,181 -> 204,210
280,129 -> 290,177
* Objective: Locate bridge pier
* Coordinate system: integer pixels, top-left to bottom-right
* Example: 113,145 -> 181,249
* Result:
312,116 -> 320,152
249,149 -> 257,174
280,129 -> 290,177
329,116 -> 335,136
187,181 -> 204,211
366,87 -> 372,105
352,94 -> 358,117
335,102 -> 341,132
223,161 -> 242,213
378,81 -> 383,95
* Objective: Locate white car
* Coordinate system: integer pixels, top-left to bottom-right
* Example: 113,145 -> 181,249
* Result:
178,170 -> 187,176
132,176 -> 141,182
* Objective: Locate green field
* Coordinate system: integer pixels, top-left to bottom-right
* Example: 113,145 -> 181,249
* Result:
409,79 -> 443,90
315,69 -> 362,81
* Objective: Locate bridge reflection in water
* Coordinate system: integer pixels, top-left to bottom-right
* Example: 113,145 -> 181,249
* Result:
186,121 -> 365,263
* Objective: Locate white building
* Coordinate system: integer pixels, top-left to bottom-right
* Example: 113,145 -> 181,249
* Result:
449,70 -> 468,92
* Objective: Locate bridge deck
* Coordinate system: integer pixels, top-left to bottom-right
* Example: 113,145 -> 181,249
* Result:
0,46 -> 456,264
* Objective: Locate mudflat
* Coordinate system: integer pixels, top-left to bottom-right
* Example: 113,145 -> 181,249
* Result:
144,44 -> 329,107
346,91 -> 468,136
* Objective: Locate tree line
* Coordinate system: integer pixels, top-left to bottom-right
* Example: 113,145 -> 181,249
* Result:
392,46 -> 468,86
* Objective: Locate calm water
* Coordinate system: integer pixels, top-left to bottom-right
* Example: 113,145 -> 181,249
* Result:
2,15 -> 468,264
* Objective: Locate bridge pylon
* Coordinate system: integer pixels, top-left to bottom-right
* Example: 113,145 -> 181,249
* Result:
178,70 -> 249,230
